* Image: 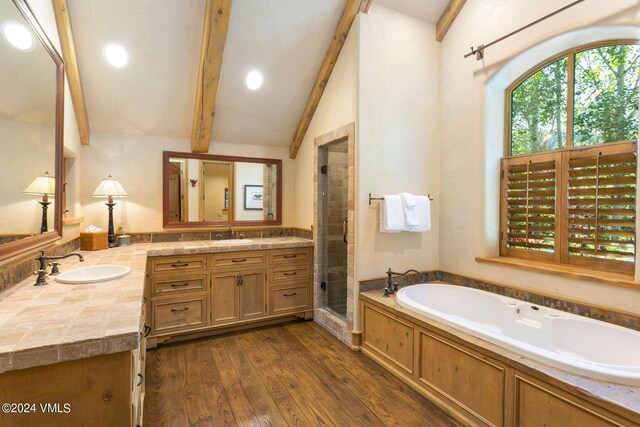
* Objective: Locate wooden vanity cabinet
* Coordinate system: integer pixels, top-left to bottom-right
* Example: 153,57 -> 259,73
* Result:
0,322 -> 147,427
211,269 -> 266,325
146,246 -> 313,345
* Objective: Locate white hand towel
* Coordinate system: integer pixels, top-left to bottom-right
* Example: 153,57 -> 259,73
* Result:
399,193 -> 418,226
379,195 -> 406,233
409,196 -> 431,232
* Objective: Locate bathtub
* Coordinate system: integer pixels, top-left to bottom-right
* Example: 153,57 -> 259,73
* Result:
395,284 -> 640,386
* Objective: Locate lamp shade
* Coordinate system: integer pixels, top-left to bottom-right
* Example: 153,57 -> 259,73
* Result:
92,175 -> 128,198
23,171 -> 56,196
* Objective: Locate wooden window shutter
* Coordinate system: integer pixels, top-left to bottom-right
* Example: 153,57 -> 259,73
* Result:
565,142 -> 636,274
501,152 -> 560,261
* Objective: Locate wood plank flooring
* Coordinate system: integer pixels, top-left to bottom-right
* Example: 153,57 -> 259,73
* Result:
144,321 -> 460,427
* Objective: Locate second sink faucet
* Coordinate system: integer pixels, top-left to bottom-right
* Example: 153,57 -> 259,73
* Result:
383,268 -> 425,297
34,250 -> 84,286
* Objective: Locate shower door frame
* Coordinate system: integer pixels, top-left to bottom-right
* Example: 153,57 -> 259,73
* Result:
314,122 -> 356,347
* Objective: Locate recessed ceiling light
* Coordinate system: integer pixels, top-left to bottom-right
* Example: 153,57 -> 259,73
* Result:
3,22 -> 33,50
103,43 -> 129,68
246,70 -> 263,90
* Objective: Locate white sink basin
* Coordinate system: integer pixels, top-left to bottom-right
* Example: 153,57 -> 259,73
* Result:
55,265 -> 131,284
214,239 -> 254,245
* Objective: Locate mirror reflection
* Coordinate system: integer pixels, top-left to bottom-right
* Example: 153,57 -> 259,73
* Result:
0,0 -> 58,246
166,154 -> 279,225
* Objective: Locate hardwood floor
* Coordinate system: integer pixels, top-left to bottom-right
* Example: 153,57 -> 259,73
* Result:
144,321 -> 460,426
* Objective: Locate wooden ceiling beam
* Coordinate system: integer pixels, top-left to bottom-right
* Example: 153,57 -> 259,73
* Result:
52,0 -> 90,145
191,0 -> 232,153
436,0 -> 466,42
288,0 -> 372,159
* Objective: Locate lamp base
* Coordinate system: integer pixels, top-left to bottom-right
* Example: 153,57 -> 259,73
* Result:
106,201 -> 117,248
38,200 -> 51,234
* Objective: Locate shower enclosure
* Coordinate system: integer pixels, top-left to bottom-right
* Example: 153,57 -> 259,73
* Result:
318,140 -> 348,318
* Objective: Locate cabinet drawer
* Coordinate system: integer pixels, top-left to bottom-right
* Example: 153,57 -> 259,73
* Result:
270,285 -> 309,314
269,264 -> 311,285
210,251 -> 266,269
152,295 -> 207,334
269,247 -> 312,265
149,255 -> 207,275
151,275 -> 207,296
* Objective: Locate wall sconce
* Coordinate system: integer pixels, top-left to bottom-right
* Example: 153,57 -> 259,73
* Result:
92,175 -> 128,248
190,179 -> 198,187
23,171 -> 56,234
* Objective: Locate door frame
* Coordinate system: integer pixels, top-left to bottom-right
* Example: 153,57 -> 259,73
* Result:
313,122 -> 356,348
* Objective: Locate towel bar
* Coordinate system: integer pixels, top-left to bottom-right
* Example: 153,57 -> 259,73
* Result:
368,193 -> 434,205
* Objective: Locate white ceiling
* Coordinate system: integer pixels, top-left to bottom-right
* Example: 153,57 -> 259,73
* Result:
68,0 -> 345,147
213,0 -> 344,146
375,0 -> 449,23
69,0 -> 205,138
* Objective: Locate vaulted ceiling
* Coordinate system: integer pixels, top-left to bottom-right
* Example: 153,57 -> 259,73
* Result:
64,0 -> 453,149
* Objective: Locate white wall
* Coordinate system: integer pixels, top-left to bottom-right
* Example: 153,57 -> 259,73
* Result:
438,0 -> 640,313
234,162 -> 264,221
0,119 -> 55,234
356,4 -> 440,281
186,159 -> 200,221
293,16 -> 360,230
80,131 -> 294,232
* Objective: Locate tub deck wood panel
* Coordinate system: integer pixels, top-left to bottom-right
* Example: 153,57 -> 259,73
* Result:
419,330 -> 507,426
360,290 -> 640,427
362,304 -> 414,374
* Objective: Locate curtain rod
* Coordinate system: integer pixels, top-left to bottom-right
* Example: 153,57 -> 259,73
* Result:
464,0 -> 586,60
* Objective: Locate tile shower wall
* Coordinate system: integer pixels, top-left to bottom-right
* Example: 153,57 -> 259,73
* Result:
326,147 -> 349,316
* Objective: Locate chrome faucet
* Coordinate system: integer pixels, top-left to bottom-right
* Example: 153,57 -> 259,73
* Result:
383,268 -> 425,297
34,250 -> 84,286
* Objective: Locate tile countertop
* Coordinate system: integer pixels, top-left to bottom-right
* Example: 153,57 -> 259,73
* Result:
360,290 -> 640,419
0,237 -> 313,374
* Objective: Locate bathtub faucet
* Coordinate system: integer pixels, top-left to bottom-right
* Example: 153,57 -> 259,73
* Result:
383,268 -> 425,297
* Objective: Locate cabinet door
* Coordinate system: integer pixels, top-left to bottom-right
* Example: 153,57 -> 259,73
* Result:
239,270 -> 266,320
211,272 -> 239,324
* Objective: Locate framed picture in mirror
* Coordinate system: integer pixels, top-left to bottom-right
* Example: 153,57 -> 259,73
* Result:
244,185 -> 263,210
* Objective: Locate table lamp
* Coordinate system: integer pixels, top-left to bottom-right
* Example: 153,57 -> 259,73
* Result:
92,175 -> 128,247
23,171 -> 56,234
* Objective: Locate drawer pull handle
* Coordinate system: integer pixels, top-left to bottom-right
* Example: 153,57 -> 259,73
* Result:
143,324 -> 151,337
171,307 -> 189,312
137,374 -> 144,387
283,272 -> 297,276
171,283 -> 190,288
170,262 -> 189,268
283,292 -> 297,297
231,258 -> 247,263
283,255 -> 297,259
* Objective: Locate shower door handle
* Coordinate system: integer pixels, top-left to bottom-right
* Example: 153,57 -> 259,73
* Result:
343,220 -> 348,244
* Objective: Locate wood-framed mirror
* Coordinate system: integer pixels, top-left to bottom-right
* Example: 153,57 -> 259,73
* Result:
163,151 -> 282,228
0,0 -> 64,261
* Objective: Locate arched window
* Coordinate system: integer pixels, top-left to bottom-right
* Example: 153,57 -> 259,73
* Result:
500,41 -> 639,274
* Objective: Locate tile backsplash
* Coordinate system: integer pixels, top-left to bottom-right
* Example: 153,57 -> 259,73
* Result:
0,227 -> 313,295
0,238 -> 81,293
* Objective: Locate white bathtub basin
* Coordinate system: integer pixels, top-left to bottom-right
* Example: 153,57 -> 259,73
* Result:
396,283 -> 640,386
55,265 -> 131,284
214,239 -> 254,245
